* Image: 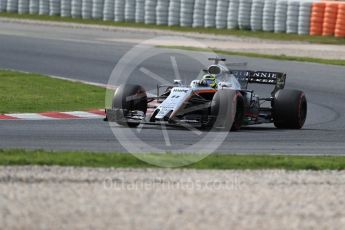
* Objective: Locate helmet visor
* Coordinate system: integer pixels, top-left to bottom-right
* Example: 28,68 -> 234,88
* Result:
205,79 -> 215,85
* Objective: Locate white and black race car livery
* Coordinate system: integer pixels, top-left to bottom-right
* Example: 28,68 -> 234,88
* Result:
106,58 -> 307,131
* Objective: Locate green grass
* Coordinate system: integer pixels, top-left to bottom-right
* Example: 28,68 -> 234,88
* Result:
0,70 -> 105,113
1,12 -> 345,45
159,45 -> 345,66
1,149 -> 345,170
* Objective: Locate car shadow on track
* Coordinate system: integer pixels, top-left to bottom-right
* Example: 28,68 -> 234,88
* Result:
109,123 -> 318,132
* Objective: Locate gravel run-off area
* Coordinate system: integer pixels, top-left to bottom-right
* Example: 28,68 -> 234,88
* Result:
1,166 -> 345,230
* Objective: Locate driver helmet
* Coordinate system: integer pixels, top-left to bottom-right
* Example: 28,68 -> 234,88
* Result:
201,74 -> 218,89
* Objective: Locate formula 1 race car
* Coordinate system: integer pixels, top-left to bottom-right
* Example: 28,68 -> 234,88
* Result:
106,58 -> 307,131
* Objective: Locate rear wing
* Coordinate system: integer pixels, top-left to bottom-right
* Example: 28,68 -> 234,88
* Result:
231,70 -> 286,95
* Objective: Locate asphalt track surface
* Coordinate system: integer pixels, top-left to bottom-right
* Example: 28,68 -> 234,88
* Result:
0,21 -> 345,154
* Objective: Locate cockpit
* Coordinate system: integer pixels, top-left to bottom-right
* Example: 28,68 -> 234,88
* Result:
191,63 -> 242,90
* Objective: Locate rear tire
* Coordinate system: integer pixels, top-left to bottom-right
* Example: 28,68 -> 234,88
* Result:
273,89 -> 307,129
112,84 -> 147,128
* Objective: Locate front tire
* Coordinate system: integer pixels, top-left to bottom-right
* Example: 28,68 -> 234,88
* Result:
231,93 -> 245,131
210,89 -> 239,131
111,84 -> 147,128
273,89 -> 307,129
